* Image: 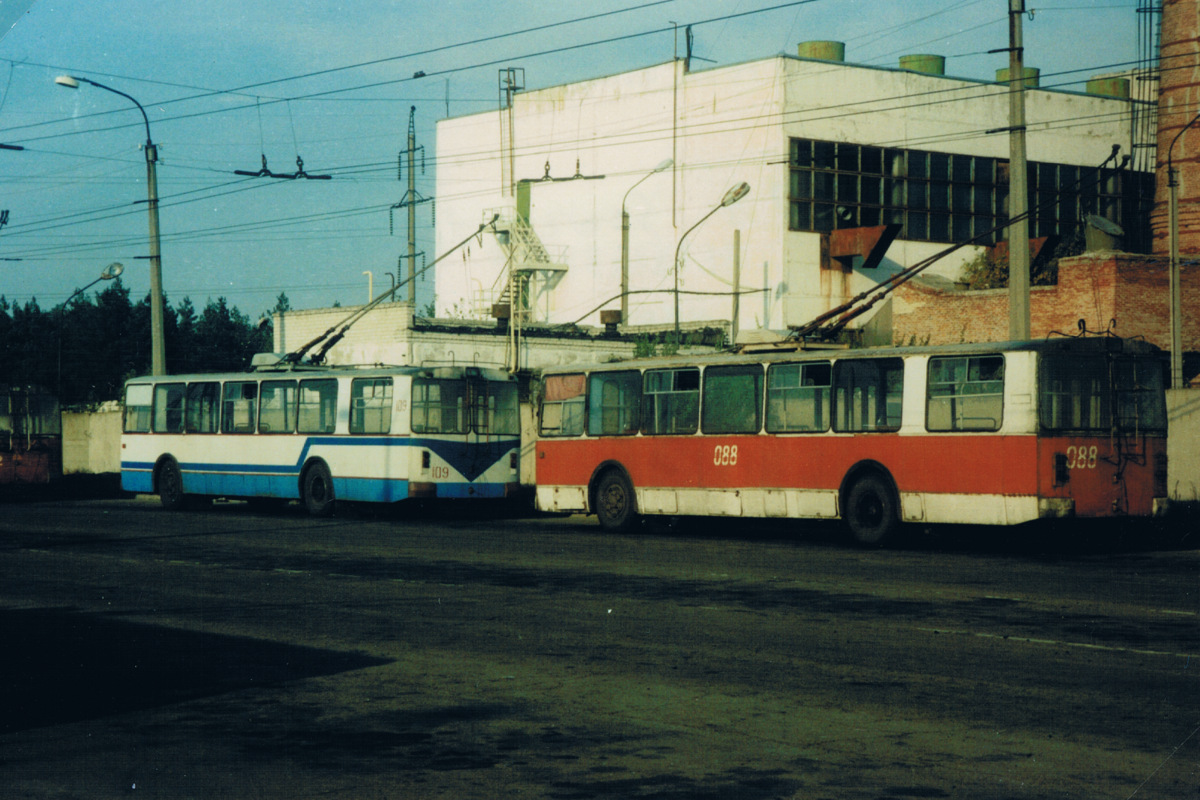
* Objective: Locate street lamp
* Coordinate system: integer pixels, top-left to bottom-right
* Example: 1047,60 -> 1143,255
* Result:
56,75 -> 166,376
674,181 -> 750,338
620,158 -> 672,324
1167,110 -> 1200,389
58,262 -> 124,397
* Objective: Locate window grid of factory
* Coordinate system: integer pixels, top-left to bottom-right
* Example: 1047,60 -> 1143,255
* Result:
787,138 -> 1152,249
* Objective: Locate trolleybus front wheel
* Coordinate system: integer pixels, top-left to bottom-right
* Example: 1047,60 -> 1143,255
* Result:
595,469 -> 638,532
844,474 -> 899,547
157,458 -> 186,511
302,461 -> 336,517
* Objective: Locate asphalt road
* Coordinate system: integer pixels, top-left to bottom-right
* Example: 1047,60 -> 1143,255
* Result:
0,497 -> 1197,799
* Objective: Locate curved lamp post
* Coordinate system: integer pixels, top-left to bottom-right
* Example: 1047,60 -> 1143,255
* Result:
620,158 -> 673,324
56,75 -> 165,376
674,181 -> 750,338
58,262 -> 124,397
1167,110 -> 1200,389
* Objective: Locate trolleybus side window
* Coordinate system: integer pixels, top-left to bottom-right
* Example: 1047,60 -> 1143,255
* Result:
540,374 -> 586,437
351,378 -> 393,434
643,367 -> 700,435
587,370 -> 640,436
701,365 -> 763,434
926,355 -> 1004,432
833,358 -> 903,432
298,379 -> 338,434
477,379 -> 520,436
766,362 -> 831,433
221,381 -> 258,433
124,384 -> 153,433
259,380 -> 298,434
153,383 -> 185,433
185,382 -> 220,434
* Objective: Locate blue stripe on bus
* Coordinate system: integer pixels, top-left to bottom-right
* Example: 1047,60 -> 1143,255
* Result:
120,435 -> 519,497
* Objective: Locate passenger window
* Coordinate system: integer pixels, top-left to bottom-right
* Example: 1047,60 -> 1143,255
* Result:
701,365 -> 763,434
298,379 -> 338,434
124,384 -> 152,433
642,368 -> 699,435
222,382 -> 258,433
352,378 -> 394,434
185,382 -> 220,434
927,355 -> 1004,431
766,362 -> 831,433
540,374 -> 586,437
259,380 -> 298,434
587,371 -> 641,435
152,383 -> 185,433
833,358 -> 903,432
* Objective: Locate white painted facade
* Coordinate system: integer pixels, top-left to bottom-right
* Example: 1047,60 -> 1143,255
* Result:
435,54 -> 1143,333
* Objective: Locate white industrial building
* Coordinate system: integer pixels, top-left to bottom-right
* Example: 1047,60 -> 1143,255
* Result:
434,44 -> 1152,338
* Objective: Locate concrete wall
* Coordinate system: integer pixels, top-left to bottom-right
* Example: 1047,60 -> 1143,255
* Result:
62,405 -> 121,475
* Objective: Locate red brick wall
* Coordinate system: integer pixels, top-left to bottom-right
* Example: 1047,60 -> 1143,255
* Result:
892,253 -> 1198,351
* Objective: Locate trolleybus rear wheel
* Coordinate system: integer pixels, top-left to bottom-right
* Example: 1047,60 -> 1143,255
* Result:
158,459 -> 186,511
303,462 -> 336,517
595,470 -> 638,532
844,474 -> 899,546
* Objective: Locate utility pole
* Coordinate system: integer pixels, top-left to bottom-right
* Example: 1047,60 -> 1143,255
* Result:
391,106 -> 432,304
1006,0 -> 1031,341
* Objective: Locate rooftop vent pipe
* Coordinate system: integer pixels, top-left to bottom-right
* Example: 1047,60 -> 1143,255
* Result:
996,67 -> 1040,88
798,41 -> 845,62
1085,77 -> 1131,99
899,54 -> 945,76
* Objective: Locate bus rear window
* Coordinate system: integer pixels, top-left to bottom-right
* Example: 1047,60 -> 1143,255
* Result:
927,355 -> 1004,432
477,380 -> 520,436
588,371 -> 640,436
1041,355 -> 1167,433
541,374 -> 585,437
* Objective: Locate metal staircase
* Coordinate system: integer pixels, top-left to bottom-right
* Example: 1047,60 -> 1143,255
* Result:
483,208 -> 568,323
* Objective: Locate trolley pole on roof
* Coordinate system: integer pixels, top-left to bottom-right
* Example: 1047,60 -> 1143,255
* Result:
1006,0 -> 1032,340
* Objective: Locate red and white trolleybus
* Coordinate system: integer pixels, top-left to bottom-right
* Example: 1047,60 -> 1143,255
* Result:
533,336 -> 1169,544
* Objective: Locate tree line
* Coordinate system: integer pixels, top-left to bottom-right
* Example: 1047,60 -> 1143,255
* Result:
0,280 -> 289,407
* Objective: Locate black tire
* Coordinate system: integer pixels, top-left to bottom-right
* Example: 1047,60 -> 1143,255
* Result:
302,462 -> 336,517
158,459 -> 186,511
844,474 -> 899,546
595,470 -> 638,532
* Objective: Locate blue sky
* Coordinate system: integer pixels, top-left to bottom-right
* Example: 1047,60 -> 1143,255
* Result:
0,0 -> 1145,319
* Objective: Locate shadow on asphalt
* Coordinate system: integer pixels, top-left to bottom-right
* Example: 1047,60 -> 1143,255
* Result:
624,510 -> 1200,558
0,608 -> 390,734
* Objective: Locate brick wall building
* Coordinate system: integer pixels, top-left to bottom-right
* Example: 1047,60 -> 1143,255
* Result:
892,253 -> 1199,374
